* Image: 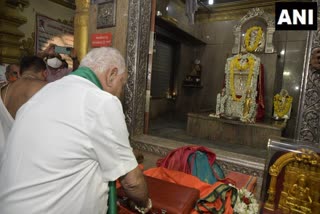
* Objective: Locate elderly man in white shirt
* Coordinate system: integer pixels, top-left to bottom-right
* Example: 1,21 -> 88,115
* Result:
0,47 -> 151,214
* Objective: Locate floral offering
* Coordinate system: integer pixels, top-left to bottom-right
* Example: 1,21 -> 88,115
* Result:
234,188 -> 259,214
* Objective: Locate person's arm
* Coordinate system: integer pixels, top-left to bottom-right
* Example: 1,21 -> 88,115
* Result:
88,95 -> 150,212
37,43 -> 55,59
119,166 -> 150,209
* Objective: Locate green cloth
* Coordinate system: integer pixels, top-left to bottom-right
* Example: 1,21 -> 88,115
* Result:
107,181 -> 117,214
69,66 -> 102,90
70,67 -> 116,214
195,183 -> 238,214
188,151 -> 225,184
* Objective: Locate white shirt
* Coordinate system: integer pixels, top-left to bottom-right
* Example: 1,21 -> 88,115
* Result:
0,86 -> 14,158
0,75 -> 138,214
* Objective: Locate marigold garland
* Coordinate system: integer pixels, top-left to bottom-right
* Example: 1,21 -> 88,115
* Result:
274,94 -> 293,118
244,26 -> 263,52
230,55 -> 256,102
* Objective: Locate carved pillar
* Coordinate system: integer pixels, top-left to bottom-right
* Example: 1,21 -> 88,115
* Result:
74,0 -> 90,60
296,1 -> 320,143
124,0 -> 151,136
296,31 -> 319,143
0,0 -> 29,64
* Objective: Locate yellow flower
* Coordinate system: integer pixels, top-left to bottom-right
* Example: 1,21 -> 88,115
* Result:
244,26 -> 263,52
273,94 -> 293,118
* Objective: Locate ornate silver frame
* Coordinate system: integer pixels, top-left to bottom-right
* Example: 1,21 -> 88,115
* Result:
232,8 -> 275,54
296,1 -> 320,144
96,0 -> 117,29
124,0 -> 151,136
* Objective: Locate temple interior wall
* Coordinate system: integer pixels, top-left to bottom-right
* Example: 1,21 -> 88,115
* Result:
18,0 -> 74,42
16,0 -> 129,57
157,0 -> 196,36
150,1 -> 308,139
88,0 -> 129,56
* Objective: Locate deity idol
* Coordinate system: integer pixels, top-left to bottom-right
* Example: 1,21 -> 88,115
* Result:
273,89 -> 293,120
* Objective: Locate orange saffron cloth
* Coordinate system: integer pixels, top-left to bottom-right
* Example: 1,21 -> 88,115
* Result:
144,167 -> 235,214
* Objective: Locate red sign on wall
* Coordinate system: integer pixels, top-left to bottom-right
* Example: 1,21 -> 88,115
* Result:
91,33 -> 112,47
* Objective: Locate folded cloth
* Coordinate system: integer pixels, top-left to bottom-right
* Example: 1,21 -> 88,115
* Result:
157,145 -> 216,175
144,167 -> 237,214
118,175 -> 200,214
225,171 -> 257,193
188,151 -> 225,184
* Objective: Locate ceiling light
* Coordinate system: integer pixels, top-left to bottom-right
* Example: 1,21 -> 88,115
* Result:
283,71 -> 290,76
208,0 -> 214,5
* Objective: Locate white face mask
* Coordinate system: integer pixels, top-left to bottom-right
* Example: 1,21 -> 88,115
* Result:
47,57 -> 62,69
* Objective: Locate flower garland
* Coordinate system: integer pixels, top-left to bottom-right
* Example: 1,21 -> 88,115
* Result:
223,53 -> 260,122
273,94 -> 293,118
234,188 -> 259,214
229,55 -> 256,102
244,26 -> 263,52
216,93 -> 221,115
220,94 -> 227,115
240,89 -> 258,123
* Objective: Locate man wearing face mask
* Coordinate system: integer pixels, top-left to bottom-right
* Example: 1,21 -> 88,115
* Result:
41,44 -> 79,82
0,47 -> 151,214
0,56 -> 47,158
44,54 -> 73,82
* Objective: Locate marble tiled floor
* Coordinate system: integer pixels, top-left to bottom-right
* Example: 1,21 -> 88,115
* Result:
149,115 -> 269,159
